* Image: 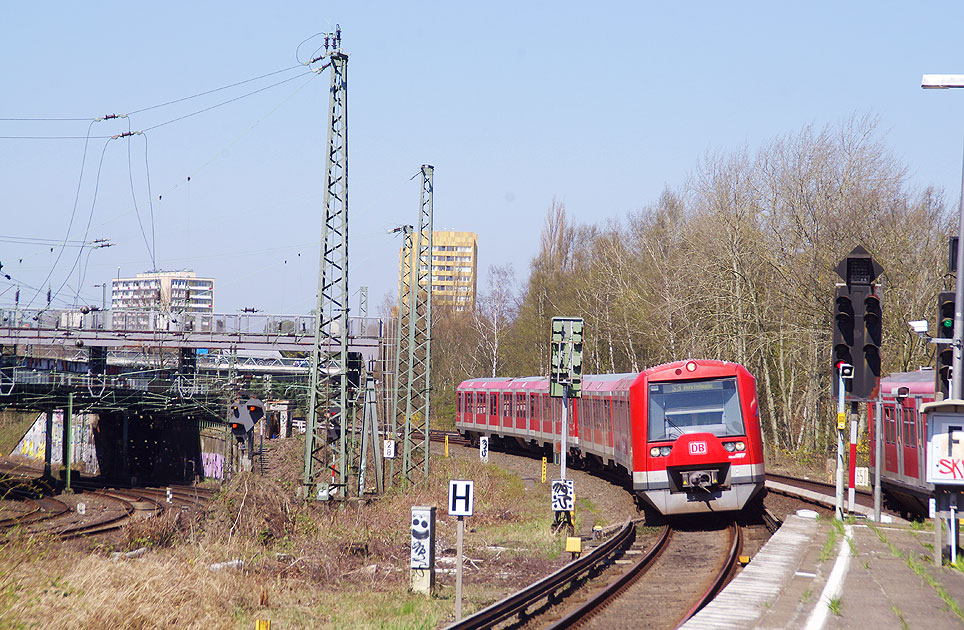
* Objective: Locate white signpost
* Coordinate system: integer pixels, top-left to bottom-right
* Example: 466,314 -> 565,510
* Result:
409,506 -> 436,595
384,439 -> 396,459
449,480 -> 474,621
479,436 -> 489,463
551,479 -> 575,512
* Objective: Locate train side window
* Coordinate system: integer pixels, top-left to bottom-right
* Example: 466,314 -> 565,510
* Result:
902,408 -> 915,448
490,393 -> 498,416
883,407 -> 894,444
917,409 -> 924,447
457,392 -> 462,413
605,399 -> 612,424
502,394 -> 511,417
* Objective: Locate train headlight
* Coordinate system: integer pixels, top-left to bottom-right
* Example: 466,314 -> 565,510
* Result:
650,447 -> 660,457
723,442 -> 736,452
685,361 -> 698,372
736,441 -> 746,451
660,446 -> 672,457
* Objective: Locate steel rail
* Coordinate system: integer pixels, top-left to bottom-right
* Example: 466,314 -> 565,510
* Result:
675,522 -> 743,627
443,520 -> 640,630
0,496 -> 69,529
544,524 -> 672,629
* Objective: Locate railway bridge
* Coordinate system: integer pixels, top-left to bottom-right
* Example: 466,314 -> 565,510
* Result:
0,307 -> 389,485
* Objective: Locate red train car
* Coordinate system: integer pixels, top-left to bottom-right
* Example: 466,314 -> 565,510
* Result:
455,359 -> 766,516
867,369 -> 935,516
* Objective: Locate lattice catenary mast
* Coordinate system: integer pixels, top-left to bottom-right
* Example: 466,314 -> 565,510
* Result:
303,28 -> 350,500
393,165 -> 434,486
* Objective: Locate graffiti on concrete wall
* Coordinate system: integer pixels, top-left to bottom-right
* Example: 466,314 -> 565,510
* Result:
200,452 -> 224,479
12,412 -> 100,475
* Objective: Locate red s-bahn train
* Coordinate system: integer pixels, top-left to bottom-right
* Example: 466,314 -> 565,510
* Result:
455,359 -> 766,516
867,369 -> 936,516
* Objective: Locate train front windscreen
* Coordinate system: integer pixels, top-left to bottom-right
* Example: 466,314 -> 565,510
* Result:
647,377 -> 745,441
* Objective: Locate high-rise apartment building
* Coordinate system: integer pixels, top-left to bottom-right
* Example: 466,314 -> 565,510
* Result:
111,270 -> 215,313
398,231 -> 478,311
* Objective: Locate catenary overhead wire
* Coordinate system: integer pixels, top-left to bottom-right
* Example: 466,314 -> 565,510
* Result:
51,137 -> 115,308
141,71 -> 312,133
25,119 -> 98,309
126,119 -> 156,270
143,133 -> 157,268
0,67 -> 312,139
126,64 -> 303,116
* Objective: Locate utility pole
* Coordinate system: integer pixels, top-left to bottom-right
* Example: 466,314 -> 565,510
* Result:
390,224 -> 413,485
394,165 -> 434,486
303,27 -> 350,501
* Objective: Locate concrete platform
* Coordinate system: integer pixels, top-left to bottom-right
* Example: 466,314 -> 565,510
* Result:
682,510 -> 964,629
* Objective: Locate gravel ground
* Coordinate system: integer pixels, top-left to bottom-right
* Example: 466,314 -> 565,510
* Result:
440,442 -> 642,536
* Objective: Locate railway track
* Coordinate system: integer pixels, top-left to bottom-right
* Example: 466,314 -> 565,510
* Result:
765,471 -> 882,514
0,469 -> 214,541
448,520 -> 742,630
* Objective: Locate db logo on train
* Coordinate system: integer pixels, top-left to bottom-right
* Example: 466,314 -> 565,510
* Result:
689,441 -> 707,455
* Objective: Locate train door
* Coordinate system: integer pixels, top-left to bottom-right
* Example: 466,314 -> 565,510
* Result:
515,393 -> 526,430
475,391 -> 484,425
529,393 -> 539,434
917,397 -> 927,483
901,402 -> 919,479
488,391 -> 499,428
604,397 -> 614,449
883,405 -> 899,474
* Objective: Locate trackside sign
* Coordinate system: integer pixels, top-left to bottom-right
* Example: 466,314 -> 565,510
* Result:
926,411 -> 964,485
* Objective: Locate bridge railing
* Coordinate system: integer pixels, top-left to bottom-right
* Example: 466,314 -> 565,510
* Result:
0,365 -> 220,397
0,308 -> 385,339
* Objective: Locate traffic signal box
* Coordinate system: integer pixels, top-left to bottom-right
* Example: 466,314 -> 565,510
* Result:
832,283 -> 882,399
937,291 -> 956,399
549,317 -> 583,398
832,246 -> 884,400
229,397 -> 265,441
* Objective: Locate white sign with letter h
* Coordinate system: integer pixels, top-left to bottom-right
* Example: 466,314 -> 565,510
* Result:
449,480 -> 474,517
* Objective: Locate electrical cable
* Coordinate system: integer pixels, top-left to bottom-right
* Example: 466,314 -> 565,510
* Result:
1,68 -> 312,140
0,235 -> 88,246
127,64 -> 303,116
126,120 -> 156,269
141,71 -> 313,133
50,138 -> 114,308
0,117 -> 91,122
143,133 -> 157,269
25,120 -> 98,310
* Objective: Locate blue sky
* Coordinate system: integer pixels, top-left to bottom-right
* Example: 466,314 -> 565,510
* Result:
2,2 -> 964,315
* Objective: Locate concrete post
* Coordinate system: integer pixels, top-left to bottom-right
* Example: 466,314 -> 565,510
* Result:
122,412 -> 130,478
43,410 -> 53,478
64,393 -> 73,493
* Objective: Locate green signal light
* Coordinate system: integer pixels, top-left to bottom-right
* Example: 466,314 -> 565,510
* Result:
943,318 -> 954,328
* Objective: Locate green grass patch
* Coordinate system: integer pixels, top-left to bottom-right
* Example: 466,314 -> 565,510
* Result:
819,526 -> 838,563
828,596 -> 842,616
868,522 -> 964,624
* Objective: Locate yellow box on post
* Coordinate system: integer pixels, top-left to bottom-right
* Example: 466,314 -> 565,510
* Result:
837,412 -> 847,430
255,621 -> 270,630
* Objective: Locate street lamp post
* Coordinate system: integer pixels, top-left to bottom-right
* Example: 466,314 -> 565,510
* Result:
922,74 -> 964,401
922,74 -> 964,565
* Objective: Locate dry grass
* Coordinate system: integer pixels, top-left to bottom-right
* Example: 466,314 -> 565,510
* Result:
0,439 -> 565,629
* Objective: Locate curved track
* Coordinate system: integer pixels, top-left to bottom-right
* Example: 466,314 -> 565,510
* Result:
0,470 -> 214,542
552,522 -> 742,630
